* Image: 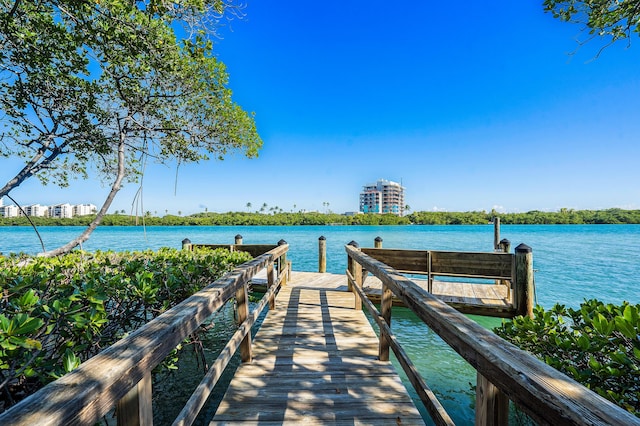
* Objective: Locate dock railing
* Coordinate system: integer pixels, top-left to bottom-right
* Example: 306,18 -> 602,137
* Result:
345,242 -> 640,426
0,242 -> 290,426
359,242 -> 533,318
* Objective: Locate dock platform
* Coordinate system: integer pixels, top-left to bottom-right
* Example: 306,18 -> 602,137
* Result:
211,271 -> 425,425
252,270 -> 513,318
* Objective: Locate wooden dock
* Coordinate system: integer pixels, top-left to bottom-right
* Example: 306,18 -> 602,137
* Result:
4,242 -> 638,426
252,271 -> 513,317
211,271 -> 425,425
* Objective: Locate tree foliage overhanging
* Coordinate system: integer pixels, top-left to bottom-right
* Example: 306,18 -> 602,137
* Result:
0,0 -> 261,255
544,0 -> 640,48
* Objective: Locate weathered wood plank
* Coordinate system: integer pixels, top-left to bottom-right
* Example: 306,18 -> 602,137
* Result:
210,272 -> 425,425
361,248 -> 428,272
430,251 -> 513,279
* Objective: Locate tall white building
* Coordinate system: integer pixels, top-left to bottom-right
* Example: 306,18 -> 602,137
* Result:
359,179 -> 405,216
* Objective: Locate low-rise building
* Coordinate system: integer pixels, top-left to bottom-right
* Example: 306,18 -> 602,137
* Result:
74,203 -> 97,216
25,204 -> 47,217
0,205 -> 19,218
49,203 -> 73,218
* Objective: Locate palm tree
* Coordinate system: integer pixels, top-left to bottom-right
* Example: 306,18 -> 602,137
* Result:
260,202 -> 267,213
246,202 -> 252,212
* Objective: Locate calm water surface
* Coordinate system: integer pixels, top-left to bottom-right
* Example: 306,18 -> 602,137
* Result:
2,224 -> 639,424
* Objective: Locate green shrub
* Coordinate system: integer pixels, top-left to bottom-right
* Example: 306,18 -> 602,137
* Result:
495,301 -> 640,416
0,247 -> 252,411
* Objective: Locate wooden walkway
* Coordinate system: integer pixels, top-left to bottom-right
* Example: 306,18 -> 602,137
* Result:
211,271 -> 425,425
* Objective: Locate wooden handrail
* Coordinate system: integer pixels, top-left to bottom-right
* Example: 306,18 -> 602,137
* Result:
0,243 -> 289,426
345,244 -> 640,426
360,245 -> 535,317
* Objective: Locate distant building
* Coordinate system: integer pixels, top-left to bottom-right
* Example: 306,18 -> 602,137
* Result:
0,205 -> 19,218
359,179 -> 405,216
49,203 -> 73,218
0,201 -> 97,218
25,204 -> 47,217
74,203 -> 97,216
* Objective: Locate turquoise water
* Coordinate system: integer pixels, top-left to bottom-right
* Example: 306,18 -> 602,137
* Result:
2,224 -> 639,423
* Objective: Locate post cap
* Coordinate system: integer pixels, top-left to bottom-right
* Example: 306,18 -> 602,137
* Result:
182,238 -> 191,244
374,236 -> 383,242
319,235 -> 326,241
235,234 -> 243,239
515,243 -> 532,253
499,238 -> 510,245
347,240 -> 359,248
278,239 -> 287,245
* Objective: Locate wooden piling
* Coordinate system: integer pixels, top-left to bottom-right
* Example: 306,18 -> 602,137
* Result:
497,238 -> 512,295
318,236 -> 326,273
379,281 -> 392,361
476,372 -> 509,426
374,236 -> 383,248
278,239 -> 288,285
515,243 -> 534,318
181,238 -> 192,251
347,241 -> 362,310
493,217 -> 500,250
116,372 -> 152,426
498,238 -> 511,253
235,234 -> 243,245
235,282 -> 252,363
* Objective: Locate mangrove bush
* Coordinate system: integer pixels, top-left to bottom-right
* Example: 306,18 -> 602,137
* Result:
0,247 -> 252,412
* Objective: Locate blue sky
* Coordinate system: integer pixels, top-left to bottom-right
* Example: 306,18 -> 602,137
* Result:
3,1 -> 640,215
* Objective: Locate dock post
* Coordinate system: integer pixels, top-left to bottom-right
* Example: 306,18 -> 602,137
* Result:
278,239 -> 289,285
181,238 -> 192,251
267,258 -> 275,310
117,371 -> 153,426
379,281 -> 392,361
236,280 -> 252,363
515,243 -> 534,318
374,236 -> 383,248
476,372 -> 509,426
498,239 -> 512,295
347,241 -> 362,310
235,234 -> 243,245
493,217 -> 500,250
318,236 -> 326,273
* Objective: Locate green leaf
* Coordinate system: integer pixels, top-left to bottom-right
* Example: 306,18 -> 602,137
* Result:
13,316 -> 44,335
614,316 -> 637,339
577,335 -> 590,350
62,350 -> 80,373
18,289 -> 39,309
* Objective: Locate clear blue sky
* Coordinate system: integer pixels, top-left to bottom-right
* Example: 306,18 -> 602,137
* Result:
4,1 -> 640,215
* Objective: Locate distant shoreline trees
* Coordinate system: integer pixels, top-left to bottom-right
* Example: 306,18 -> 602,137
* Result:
2,208 -> 639,227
